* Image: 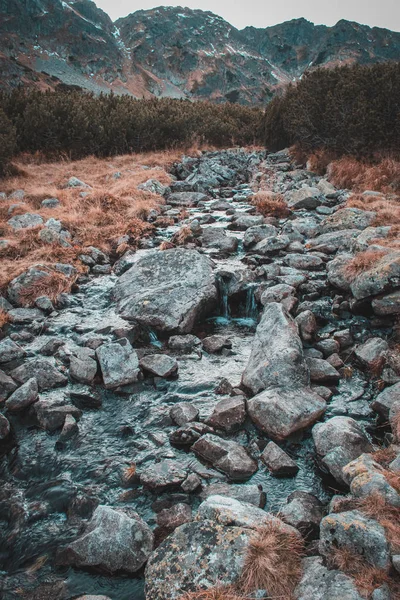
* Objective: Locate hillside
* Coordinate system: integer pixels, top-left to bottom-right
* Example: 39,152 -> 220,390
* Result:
1,2 -> 400,103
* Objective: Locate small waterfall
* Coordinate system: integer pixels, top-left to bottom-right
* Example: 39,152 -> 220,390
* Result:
217,274 -> 231,320
245,284 -> 258,321
148,328 -> 162,348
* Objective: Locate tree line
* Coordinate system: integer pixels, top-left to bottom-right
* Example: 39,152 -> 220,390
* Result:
263,62 -> 400,157
0,90 -> 264,175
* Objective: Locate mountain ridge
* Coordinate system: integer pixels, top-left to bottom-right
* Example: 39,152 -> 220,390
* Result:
0,1 -> 399,103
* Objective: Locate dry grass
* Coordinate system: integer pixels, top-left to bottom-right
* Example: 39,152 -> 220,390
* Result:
172,226 -> 194,246
238,523 -> 304,600
358,494 -> 400,553
343,250 -> 388,277
0,309 -> 10,330
346,194 -> 400,228
252,191 -> 290,218
0,150 -> 180,291
370,446 -> 397,467
179,586 -> 244,600
17,267 -> 78,307
159,240 -> 175,250
328,156 -> 400,193
329,547 -> 394,599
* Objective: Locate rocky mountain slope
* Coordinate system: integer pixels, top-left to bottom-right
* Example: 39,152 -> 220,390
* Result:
1,1 -> 400,102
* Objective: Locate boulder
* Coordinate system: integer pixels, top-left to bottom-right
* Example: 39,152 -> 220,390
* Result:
192,433 -> 257,481
8,307 -> 45,324
201,228 -> 239,254
7,267 -> 56,306
168,334 -> 201,353
169,403 -> 199,426
140,460 -> 187,492
307,230 -> 360,253
306,358 -> 341,385
202,335 -> 232,354
0,370 -> 18,401
295,310 -> 317,342
96,339 -> 140,389
280,491 -> 323,539
260,283 -> 296,305
295,556 -> 363,600
34,394 -> 82,431
319,208 -> 376,233
354,337 -> 388,369
113,249 -> 217,333
140,354 -> 178,378
5,377 -> 38,412
167,192 -> 208,207
243,224 -> 277,248
145,520 -> 250,600
11,358 -> 67,391
351,251 -> 400,300
284,253 -> 323,270
248,387 -> 326,440
200,483 -> 263,507
228,214 -> 264,230
285,186 -> 321,210
371,382 -> 400,419
8,213 -> 43,230
59,505 -> 153,574
312,417 -> 373,485
342,454 -> 400,507
0,338 -> 25,364
252,235 -> 291,255
372,290 -> 400,315
261,441 -> 299,476
207,396 -> 246,432
319,510 -> 390,569
69,353 -> 97,385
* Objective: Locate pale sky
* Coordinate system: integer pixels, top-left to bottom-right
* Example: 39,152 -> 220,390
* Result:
95,0 -> 400,31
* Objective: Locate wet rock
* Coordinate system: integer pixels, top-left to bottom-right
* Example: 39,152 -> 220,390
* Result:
285,186 -> 322,210
69,385 -> 102,409
11,358 -> 68,391
140,460 -> 187,492
201,228 -> 239,254
252,234 -> 291,255
248,387 -> 326,440
35,295 -> 54,313
145,520 -> 250,600
192,433 -> 257,481
295,556 -> 363,600
261,441 -> 299,476
371,382 -> 400,419
307,357 -> 341,385
207,396 -> 246,432
140,354 -> 178,378
334,329 -> 354,349
114,249 -> 217,333
69,352 -> 97,385
319,208 -> 376,233
200,483 -> 262,507
169,402 -> 199,426
355,337 -> 388,369
280,491 -> 323,539
58,414 -> 79,443
312,417 -> 373,484
319,510 -> 390,569
295,310 -> 317,342
34,394 -> 82,431
243,224 -> 277,248
168,334 -> 201,353
96,339 -> 140,389
0,369 -> 18,401
0,413 -> 10,439
242,303 -> 308,395
156,503 -> 192,530
0,338 -> 25,364
170,422 -> 212,446
260,283 -> 296,305
202,335 -> 232,354
5,377 -> 38,412
59,505 -> 153,573
315,338 -> 340,357
228,214 -> 264,230
8,213 -> 44,229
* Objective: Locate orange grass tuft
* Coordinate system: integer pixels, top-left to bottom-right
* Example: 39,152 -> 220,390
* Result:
17,267 -> 78,307
238,522 -> 304,600
328,156 -> 400,193
343,250 -> 388,277
0,309 -> 10,330
252,191 -> 290,218
179,586 -> 244,600
357,494 -> 400,553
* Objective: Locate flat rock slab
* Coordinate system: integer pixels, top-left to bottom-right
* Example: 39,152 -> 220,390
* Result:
113,249 -> 217,333
96,339 -> 140,389
140,354 -> 178,378
59,505 -> 153,574
167,192 -> 208,206
140,459 -> 187,491
192,433 -> 257,481
145,520 -> 251,600
11,358 -> 67,391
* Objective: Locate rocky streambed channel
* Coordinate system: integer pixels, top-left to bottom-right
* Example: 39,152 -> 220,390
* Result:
0,149 -> 400,599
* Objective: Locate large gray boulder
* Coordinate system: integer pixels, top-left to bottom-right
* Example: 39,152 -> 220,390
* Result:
351,251 -> 400,300
11,358 -> 67,391
8,213 -> 43,230
295,556 -> 363,600
145,519 -> 250,600
201,228 -> 239,255
242,303 -> 326,439
192,433 -> 257,481
167,192 -> 208,207
318,208 -> 376,234
59,505 -> 153,574
312,417 -> 373,485
113,249 -> 217,333
319,510 -> 390,569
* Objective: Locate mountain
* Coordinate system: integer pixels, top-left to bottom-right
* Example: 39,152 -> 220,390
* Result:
0,2 -> 399,103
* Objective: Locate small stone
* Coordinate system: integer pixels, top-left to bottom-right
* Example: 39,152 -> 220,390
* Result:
41,197 -> 60,208
0,413 -> 10,439
307,357 -> 341,384
140,460 -> 187,492
0,370 -> 18,401
8,213 -> 43,229
156,503 -> 192,530
5,377 -> 38,412
295,310 -> 317,342
202,335 -> 232,354
0,338 -> 25,364
170,402 -> 199,426
207,396 -> 246,432
168,334 -> 201,352
261,441 -> 298,476
355,337 -> 388,369
140,354 -> 178,378
181,473 -> 202,493
65,177 -> 90,188
96,339 -> 140,389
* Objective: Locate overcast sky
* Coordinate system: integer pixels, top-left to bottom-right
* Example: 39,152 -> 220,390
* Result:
95,0 -> 400,31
